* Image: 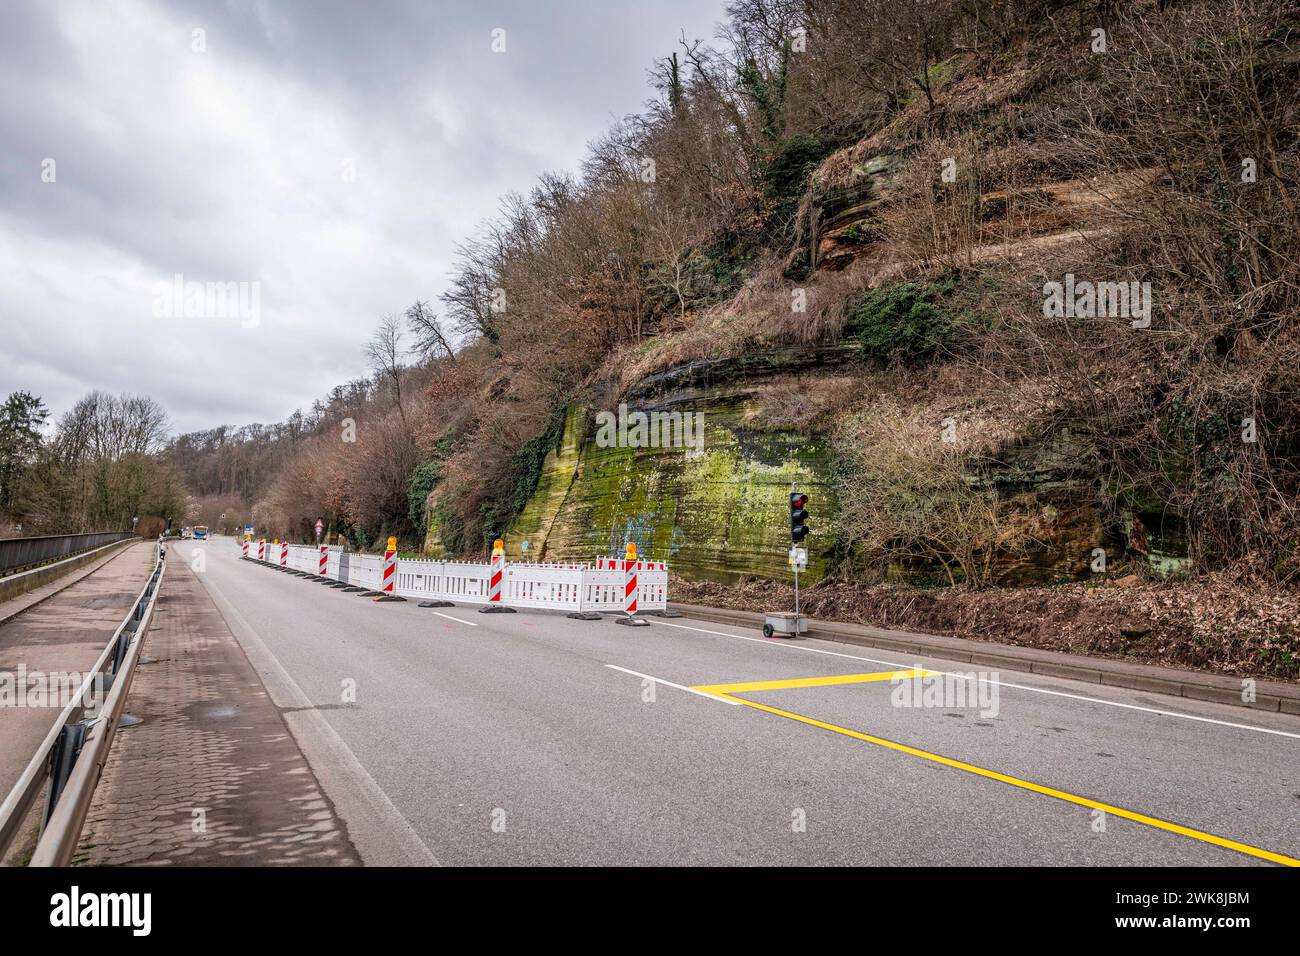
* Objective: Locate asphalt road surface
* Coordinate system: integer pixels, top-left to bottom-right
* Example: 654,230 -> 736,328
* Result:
182,538 -> 1300,867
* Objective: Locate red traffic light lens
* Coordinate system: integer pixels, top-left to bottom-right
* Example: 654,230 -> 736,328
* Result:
790,493 -> 808,509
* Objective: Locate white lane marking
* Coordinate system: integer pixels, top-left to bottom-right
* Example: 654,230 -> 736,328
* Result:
196,562 -> 441,866
653,620 -> 1300,741
604,664 -> 740,705
430,611 -> 478,627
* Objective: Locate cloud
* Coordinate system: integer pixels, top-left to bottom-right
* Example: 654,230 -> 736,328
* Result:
0,0 -> 723,433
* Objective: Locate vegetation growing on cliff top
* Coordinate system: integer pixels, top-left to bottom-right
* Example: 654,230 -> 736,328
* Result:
111,0 -> 1300,593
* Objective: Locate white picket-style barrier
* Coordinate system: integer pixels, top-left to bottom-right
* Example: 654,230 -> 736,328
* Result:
249,543 -> 668,612
504,564 -> 585,611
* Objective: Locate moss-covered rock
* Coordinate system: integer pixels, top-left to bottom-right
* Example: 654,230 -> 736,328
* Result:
503,370 -> 840,582
502,404 -> 585,560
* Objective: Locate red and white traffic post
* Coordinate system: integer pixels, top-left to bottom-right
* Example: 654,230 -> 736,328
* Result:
615,541 -> 649,626
241,537 -> 249,558
382,537 -> 397,591
624,542 -> 638,615
280,541 -> 288,566
479,538 -> 515,613
318,544 -> 328,577
370,536 -> 407,602
258,539 -> 265,561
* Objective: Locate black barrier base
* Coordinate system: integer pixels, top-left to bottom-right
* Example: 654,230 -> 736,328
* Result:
359,590 -> 385,597
614,616 -> 650,627
419,600 -> 456,608
373,594 -> 406,602
566,611 -> 602,621
642,609 -> 683,618
478,605 -> 516,614
342,586 -> 367,592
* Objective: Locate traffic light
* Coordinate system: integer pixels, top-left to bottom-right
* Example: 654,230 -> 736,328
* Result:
790,491 -> 809,543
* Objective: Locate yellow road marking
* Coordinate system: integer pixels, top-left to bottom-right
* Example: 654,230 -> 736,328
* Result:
693,669 -> 936,695
711,691 -> 1300,867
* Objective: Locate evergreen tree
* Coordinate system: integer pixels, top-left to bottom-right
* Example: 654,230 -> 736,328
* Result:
0,391 -> 48,515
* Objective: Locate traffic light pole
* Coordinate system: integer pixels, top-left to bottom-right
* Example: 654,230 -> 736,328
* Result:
764,485 -> 810,639
794,562 -> 800,617
790,482 -> 804,619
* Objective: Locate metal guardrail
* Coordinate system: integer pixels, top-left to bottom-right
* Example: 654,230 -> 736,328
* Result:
0,532 -> 134,577
0,538 -> 166,866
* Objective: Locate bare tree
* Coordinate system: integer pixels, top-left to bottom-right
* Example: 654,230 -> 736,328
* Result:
405,300 -> 455,361
441,226 -> 511,349
645,203 -> 699,326
57,391 -> 169,464
366,315 -> 407,428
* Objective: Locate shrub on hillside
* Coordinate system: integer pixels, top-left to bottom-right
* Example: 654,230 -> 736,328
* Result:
834,400 -> 1037,588
846,279 -> 965,365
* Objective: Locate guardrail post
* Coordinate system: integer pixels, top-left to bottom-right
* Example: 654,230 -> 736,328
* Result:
42,720 -> 91,829
111,625 -> 136,676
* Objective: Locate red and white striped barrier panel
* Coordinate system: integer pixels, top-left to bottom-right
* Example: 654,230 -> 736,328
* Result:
487,540 -> 504,604
254,541 -> 669,612
258,539 -> 265,561
241,539 -> 249,557
623,543 -> 638,615
382,538 -> 397,593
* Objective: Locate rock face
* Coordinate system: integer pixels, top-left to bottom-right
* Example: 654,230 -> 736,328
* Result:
500,404 -> 585,561
481,128 -> 1193,586
500,354 -> 846,584
805,152 -> 902,273
487,348 -> 1186,586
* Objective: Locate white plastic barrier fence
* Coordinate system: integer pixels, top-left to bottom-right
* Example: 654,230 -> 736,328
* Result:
503,565 -> 585,611
579,567 -> 668,613
596,556 -> 667,571
345,553 -> 385,590
274,544 -> 343,576
251,545 -> 668,611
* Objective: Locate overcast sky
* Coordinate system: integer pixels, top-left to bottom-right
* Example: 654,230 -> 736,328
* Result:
0,0 -> 725,434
